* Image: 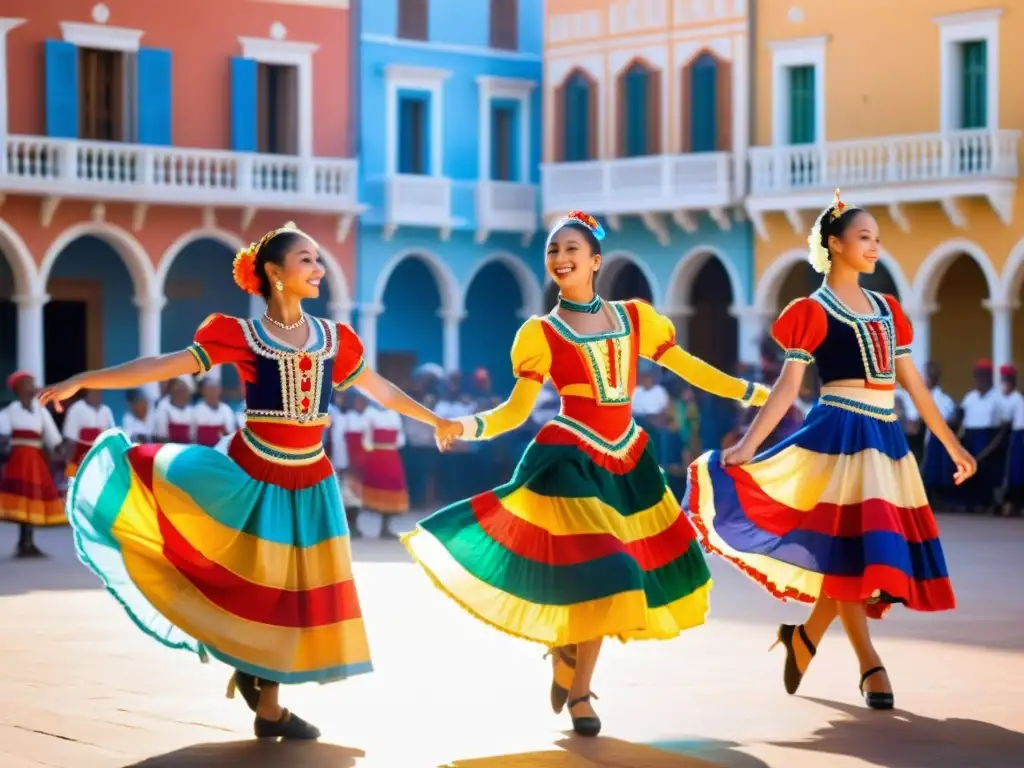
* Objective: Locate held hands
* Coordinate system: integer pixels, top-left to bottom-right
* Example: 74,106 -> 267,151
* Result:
434,419 -> 464,452
37,376 -> 83,412
949,443 -> 978,486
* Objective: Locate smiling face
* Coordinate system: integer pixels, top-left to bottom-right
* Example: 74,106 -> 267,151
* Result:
827,211 -> 880,275
263,233 -> 326,301
545,224 -> 601,291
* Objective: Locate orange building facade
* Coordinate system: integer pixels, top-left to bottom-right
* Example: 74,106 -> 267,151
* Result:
0,0 -> 359,407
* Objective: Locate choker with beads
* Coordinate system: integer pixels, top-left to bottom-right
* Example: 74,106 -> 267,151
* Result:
558,294 -> 602,314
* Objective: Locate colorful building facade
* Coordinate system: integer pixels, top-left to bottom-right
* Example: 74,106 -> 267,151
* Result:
0,0 -> 360,412
747,0 -> 1022,397
540,0 -> 758,375
354,0 -> 543,394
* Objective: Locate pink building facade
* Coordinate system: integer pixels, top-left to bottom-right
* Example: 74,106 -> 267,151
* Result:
0,0 -> 359,408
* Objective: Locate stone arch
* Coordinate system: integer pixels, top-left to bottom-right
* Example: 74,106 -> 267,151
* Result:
372,249 -> 460,315
460,252 -> 543,318
996,235 -> 1024,307
597,251 -> 662,304
0,217 -> 40,297
910,239 -> 998,310
40,222 -> 156,301
755,247 -> 912,314
667,246 -> 745,310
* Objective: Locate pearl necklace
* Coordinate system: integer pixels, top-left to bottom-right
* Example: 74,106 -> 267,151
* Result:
263,312 -> 306,331
558,293 -> 602,314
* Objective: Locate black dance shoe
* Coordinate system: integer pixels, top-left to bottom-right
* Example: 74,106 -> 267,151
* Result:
770,624 -> 817,695
568,693 -> 601,737
254,708 -> 321,740
544,645 -> 576,714
860,666 -> 895,710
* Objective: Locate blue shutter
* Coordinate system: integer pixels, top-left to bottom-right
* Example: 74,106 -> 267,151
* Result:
419,96 -> 431,174
230,57 -> 258,151
398,97 -> 413,173
961,41 -> 987,129
690,54 -> 718,152
564,77 -> 589,162
137,48 -> 172,145
45,40 -> 79,138
625,67 -> 648,156
489,105 -> 501,180
788,66 -> 815,144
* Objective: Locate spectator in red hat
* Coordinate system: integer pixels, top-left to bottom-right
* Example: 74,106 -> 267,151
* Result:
999,364 -> 1024,516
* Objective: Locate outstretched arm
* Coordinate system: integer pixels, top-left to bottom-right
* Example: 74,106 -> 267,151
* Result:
444,378 -> 543,443
39,352 -> 198,411
352,368 -> 444,429
655,346 -> 769,406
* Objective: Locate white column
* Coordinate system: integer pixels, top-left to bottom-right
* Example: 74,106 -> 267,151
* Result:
905,303 -> 935,373
985,299 -> 1014,372
731,304 -> 773,368
328,299 -> 352,327
135,294 -> 166,399
13,291 -> 47,382
358,303 -> 382,370
731,30 -> 750,199
440,309 -> 465,373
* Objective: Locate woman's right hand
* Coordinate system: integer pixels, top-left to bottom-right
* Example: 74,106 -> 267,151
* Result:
38,376 -> 83,412
720,437 -> 757,467
434,419 -> 464,452
949,443 -> 978,486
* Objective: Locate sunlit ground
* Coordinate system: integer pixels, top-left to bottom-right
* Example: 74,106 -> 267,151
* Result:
1,513 -> 1021,767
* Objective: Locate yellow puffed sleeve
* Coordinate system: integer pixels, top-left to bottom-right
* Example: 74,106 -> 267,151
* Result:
631,300 -> 769,407
456,318 -> 548,441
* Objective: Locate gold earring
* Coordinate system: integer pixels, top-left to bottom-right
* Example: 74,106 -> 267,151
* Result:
275,280 -> 284,292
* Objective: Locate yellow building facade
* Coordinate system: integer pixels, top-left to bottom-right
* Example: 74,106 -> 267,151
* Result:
748,1 -> 1022,397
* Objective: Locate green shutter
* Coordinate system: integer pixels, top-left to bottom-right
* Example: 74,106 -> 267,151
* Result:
787,65 -> 815,144
961,41 -> 987,129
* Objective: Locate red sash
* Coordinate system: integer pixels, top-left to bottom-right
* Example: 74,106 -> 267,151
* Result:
195,425 -> 225,446
167,422 -> 192,443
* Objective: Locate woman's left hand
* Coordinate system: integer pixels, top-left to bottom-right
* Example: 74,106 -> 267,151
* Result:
38,376 -> 83,412
434,419 -> 463,452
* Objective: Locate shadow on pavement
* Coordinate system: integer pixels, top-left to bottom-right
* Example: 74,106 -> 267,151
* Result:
774,697 -> 1024,768
442,735 -> 767,767
124,739 -> 365,767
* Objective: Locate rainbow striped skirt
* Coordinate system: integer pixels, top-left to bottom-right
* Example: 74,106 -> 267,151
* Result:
403,419 -> 712,646
67,429 -> 371,684
686,387 -> 955,619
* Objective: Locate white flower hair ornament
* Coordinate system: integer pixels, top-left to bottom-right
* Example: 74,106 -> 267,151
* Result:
807,188 -> 854,275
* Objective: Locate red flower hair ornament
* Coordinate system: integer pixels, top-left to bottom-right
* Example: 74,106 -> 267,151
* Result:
232,221 -> 310,296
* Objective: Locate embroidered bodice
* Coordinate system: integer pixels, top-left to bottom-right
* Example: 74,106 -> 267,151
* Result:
771,285 -> 913,390
189,313 -> 365,427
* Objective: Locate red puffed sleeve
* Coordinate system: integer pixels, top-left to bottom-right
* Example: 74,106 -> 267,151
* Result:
770,298 -> 828,364
880,294 -> 913,358
332,324 -> 366,390
188,314 -> 250,374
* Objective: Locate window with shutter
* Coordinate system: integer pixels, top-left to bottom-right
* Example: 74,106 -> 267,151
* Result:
689,52 -> 718,153
960,40 -> 987,129
621,63 -> 650,157
79,47 -> 124,142
489,0 -> 518,51
490,102 -> 518,181
398,0 -> 429,41
257,63 -> 299,155
562,72 -> 593,163
787,65 -> 815,145
398,93 -> 430,175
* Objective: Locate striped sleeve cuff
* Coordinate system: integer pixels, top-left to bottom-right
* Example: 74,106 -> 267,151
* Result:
895,345 -> 911,358
187,343 -> 212,373
456,414 -> 487,441
333,358 -> 366,391
784,349 -> 814,364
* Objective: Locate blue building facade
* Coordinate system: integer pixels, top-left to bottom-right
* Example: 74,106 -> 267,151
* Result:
355,0 -> 544,393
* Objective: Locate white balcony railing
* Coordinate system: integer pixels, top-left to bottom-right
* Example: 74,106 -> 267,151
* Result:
541,152 -> 734,216
1,135 -> 360,212
476,180 -> 537,241
384,174 -> 453,236
749,129 -> 1020,196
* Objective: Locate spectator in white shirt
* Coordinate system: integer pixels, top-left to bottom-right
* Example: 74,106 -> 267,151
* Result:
999,364 -> 1024,515
122,389 -> 155,443
921,362 -> 958,510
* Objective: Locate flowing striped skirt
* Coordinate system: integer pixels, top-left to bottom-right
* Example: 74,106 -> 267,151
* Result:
686,388 -> 955,619
68,429 -> 372,684
403,421 -> 712,646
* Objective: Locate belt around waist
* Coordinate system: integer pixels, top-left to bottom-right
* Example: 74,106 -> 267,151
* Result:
819,385 -> 896,421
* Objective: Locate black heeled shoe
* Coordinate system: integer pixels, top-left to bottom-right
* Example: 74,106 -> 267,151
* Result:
254,708 -> 321,740
770,623 -> 816,695
544,645 -> 577,714
568,693 -> 601,737
860,666 -> 894,710
226,671 -> 263,712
